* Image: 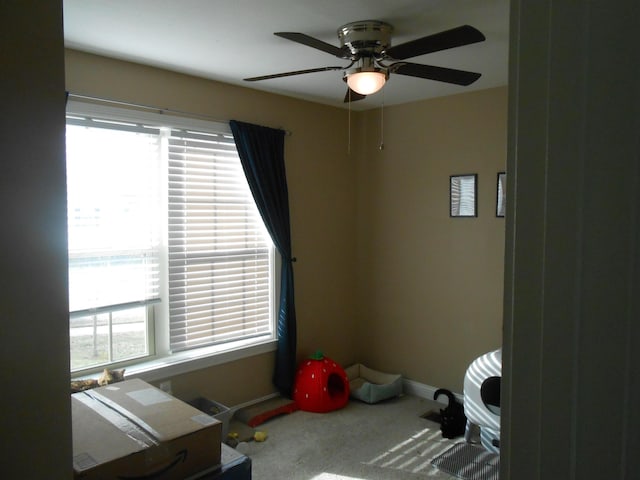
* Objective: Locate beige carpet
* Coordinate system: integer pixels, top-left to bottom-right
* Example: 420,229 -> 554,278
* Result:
234,394 -> 468,479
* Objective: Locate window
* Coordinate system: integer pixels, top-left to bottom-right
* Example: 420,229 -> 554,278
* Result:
66,103 -> 275,374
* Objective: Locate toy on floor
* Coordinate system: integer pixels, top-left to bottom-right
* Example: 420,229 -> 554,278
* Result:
234,395 -> 297,427
253,431 -> 268,442
226,427 -> 268,446
293,350 -> 350,413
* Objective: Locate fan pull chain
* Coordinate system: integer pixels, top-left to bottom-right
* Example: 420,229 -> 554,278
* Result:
348,89 -> 352,155
379,87 -> 385,151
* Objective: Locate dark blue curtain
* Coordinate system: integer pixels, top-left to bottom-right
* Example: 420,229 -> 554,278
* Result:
229,120 -> 297,397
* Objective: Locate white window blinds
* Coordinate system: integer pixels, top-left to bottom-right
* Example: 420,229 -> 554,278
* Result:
167,128 -> 273,352
66,117 -> 161,315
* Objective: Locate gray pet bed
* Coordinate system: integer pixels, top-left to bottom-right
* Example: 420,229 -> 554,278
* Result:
345,364 -> 403,404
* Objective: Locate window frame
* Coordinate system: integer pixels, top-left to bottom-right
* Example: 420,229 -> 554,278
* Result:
66,101 -> 278,380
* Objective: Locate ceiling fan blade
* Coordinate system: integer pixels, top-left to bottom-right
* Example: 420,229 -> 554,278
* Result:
244,66 -> 344,82
275,32 -> 349,58
385,25 -> 485,60
343,88 -> 367,103
393,62 -> 481,86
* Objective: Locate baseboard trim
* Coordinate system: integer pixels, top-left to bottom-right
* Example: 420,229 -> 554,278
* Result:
230,392 -> 280,413
231,379 -> 463,413
402,378 -> 464,405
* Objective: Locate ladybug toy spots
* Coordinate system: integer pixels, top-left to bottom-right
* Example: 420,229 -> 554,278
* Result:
293,351 -> 350,413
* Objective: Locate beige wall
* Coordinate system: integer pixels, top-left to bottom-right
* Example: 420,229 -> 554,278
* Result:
65,50 -> 506,403
355,87 -> 507,392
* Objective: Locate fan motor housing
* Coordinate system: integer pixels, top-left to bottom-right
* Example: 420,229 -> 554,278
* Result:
338,20 -> 393,57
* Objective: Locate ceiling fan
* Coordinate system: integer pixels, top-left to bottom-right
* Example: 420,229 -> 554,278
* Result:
244,20 -> 486,102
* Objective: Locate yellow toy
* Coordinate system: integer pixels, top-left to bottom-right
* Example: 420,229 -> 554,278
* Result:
253,431 -> 268,442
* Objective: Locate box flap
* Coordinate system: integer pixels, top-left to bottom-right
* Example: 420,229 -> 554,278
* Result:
71,394 -> 155,472
85,378 -> 218,442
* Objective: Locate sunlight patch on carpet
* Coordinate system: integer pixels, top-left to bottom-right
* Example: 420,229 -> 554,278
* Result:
310,474 -> 366,480
363,426 -> 454,475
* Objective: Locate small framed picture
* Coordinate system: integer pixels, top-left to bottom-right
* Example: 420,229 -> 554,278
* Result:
496,172 -> 506,217
450,174 -> 478,217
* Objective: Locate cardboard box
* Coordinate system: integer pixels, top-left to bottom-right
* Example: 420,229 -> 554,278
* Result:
191,444 -> 251,480
72,378 -> 221,479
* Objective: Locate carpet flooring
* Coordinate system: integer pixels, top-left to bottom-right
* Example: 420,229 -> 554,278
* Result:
234,393 -> 481,479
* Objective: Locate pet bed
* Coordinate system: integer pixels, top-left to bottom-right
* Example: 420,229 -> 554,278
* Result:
345,363 -> 402,404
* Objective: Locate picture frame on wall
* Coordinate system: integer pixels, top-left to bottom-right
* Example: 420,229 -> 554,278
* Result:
496,172 -> 506,217
450,174 -> 478,217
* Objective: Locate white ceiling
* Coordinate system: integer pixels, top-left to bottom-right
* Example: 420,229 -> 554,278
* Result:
63,0 -> 510,111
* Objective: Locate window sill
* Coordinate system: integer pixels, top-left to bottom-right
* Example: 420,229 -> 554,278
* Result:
109,337 -> 278,383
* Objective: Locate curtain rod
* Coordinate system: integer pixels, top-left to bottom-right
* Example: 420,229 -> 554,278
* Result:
66,92 -> 292,136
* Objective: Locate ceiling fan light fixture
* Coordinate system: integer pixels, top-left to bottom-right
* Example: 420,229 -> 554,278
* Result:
346,70 -> 387,95
248,21 -> 485,101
